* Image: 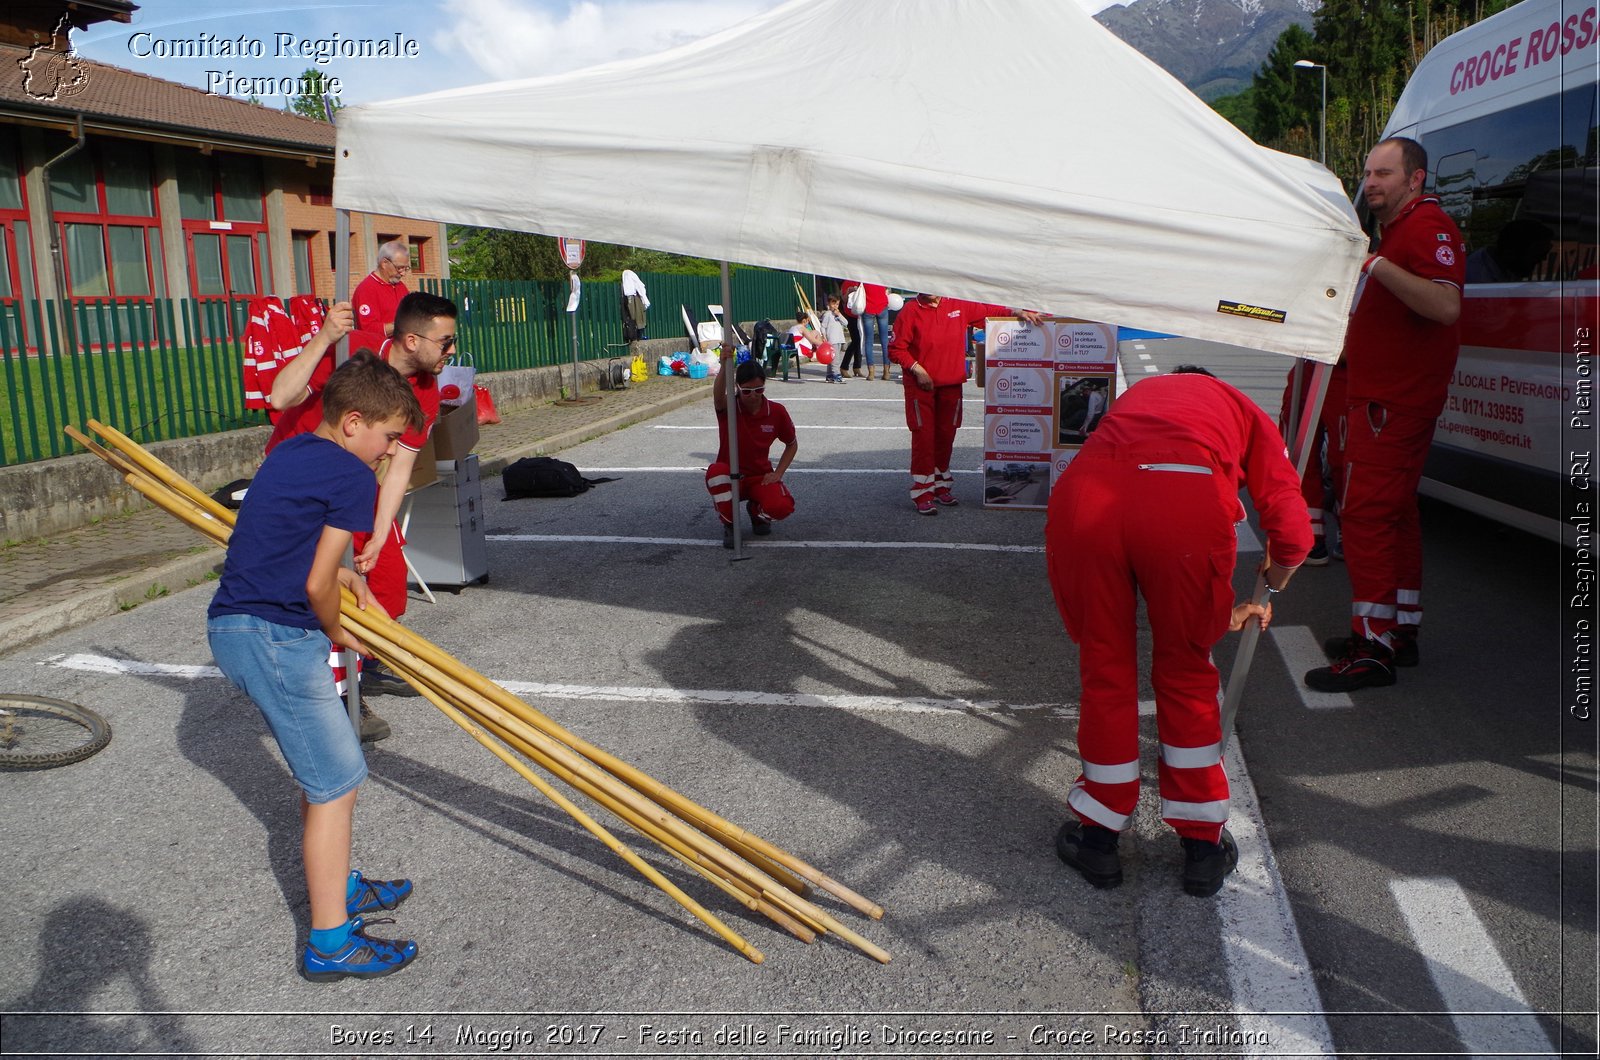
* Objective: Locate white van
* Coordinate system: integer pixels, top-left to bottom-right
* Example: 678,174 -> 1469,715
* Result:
1379,0 -> 1597,544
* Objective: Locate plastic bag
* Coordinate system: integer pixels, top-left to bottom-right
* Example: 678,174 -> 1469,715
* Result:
474,383 -> 501,425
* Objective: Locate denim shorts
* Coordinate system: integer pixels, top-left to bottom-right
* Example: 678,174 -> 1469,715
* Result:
208,612 -> 367,804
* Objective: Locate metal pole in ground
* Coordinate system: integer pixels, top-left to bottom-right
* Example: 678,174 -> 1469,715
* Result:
721,261 -> 748,560
1219,359 -> 1332,751
334,206 -> 361,732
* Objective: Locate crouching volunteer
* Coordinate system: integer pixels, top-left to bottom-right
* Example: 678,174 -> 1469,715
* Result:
1045,366 -> 1310,897
706,358 -> 797,548
887,295 -> 1044,514
208,352 -> 423,981
268,292 -> 457,742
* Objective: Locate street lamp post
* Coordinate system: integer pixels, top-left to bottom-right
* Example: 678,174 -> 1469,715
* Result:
1294,59 -> 1327,166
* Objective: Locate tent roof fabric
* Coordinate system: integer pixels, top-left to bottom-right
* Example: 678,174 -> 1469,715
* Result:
334,0 -> 1365,361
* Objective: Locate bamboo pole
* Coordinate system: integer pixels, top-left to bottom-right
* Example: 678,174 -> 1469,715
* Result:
377,643 -> 767,964
338,605 -> 851,946
374,638 -> 819,946
71,422 -> 890,961
87,419 -> 234,523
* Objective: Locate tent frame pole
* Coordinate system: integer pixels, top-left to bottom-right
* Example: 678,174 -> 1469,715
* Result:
1219,358 -> 1332,752
721,262 -> 749,560
334,206 -> 362,730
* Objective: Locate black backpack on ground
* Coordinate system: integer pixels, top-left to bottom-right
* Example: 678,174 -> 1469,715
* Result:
502,457 -> 616,499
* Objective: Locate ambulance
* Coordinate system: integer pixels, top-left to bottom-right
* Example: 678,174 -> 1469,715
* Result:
1378,0 -> 1597,544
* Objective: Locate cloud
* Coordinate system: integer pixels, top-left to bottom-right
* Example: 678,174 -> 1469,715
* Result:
433,0 -> 778,80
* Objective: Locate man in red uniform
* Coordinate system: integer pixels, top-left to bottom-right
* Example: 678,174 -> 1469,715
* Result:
706,359 -> 798,548
1306,137 -> 1463,692
268,292 -> 457,739
352,241 -> 410,338
1047,366 -> 1309,897
887,294 -> 1043,513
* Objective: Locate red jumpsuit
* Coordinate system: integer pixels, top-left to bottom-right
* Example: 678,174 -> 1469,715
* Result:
1046,373 -> 1310,842
887,297 -> 1006,501
706,396 -> 797,526
265,333 -> 440,619
1340,196 -> 1463,646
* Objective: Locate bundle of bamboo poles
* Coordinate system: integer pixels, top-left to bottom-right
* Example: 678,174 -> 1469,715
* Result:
67,420 -> 888,965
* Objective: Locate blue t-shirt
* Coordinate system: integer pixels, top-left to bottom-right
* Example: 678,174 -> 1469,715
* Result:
208,433 -> 376,629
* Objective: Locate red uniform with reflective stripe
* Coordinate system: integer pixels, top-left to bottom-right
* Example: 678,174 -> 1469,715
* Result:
1046,373 -> 1310,841
887,297 -> 1006,499
706,397 -> 797,525
1338,195 -> 1464,646
352,272 -> 407,336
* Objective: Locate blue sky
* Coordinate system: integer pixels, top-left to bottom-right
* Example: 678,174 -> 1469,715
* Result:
73,0 -> 1124,108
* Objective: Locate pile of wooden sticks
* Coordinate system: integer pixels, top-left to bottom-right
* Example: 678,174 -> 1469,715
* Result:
67,420 -> 889,965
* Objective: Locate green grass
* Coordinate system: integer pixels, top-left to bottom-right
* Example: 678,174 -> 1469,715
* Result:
0,343 -> 266,466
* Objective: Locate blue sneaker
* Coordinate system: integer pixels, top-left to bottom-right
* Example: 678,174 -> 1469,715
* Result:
300,917 -> 417,981
346,871 -> 412,917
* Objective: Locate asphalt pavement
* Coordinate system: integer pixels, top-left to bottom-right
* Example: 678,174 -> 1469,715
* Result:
1,342 -> 1593,1058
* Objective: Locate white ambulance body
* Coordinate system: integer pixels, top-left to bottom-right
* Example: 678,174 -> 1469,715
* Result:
1379,0 -> 1597,543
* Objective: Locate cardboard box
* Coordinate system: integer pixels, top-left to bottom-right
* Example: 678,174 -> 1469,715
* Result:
397,393 -> 479,491
430,391 -> 480,462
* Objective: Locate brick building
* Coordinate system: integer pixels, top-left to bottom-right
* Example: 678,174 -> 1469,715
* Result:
0,0 -> 447,347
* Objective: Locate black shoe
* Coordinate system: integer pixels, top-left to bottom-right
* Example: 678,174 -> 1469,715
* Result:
358,700 -> 391,744
1323,630 -> 1419,667
361,663 -> 418,699
1055,821 -> 1123,889
722,522 -> 734,549
751,518 -> 772,537
1181,828 -> 1238,897
1303,537 -> 1329,566
1305,635 -> 1397,691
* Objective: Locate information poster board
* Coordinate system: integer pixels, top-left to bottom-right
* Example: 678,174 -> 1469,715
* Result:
982,317 -> 1118,510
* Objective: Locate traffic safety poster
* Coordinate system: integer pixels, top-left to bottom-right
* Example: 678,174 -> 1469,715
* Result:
981,318 -> 1118,510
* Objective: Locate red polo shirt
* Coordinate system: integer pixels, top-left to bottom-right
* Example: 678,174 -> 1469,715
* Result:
715,397 -> 795,475
1343,196 -> 1464,419
264,335 -> 439,455
352,272 -> 408,335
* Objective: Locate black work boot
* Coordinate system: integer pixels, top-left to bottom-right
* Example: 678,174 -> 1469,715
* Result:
1180,828 -> 1238,897
1055,820 -> 1123,889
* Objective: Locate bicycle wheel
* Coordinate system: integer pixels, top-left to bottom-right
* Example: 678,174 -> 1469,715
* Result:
0,695 -> 112,770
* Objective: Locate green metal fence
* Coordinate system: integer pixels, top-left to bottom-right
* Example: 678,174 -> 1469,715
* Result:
422,268 -> 817,372
0,267 -> 815,468
0,297 -> 263,466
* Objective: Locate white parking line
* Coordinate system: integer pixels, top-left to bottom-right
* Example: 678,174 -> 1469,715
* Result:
653,425 -> 981,431
488,534 -> 1045,553
1222,741 -> 1338,1054
1143,364 -> 1160,373
1138,353 -> 1152,361
1390,877 -> 1556,1056
40,652 -> 1108,719
1269,626 -> 1354,709
577,467 -> 982,475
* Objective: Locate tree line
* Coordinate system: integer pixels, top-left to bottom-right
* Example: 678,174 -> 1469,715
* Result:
1213,0 -> 1515,191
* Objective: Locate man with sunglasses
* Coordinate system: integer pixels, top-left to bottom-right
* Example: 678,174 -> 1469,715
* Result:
267,292 -> 458,739
706,360 -> 798,548
352,241 -> 411,338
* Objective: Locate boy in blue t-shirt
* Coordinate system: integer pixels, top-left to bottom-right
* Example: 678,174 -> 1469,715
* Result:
208,351 -> 425,981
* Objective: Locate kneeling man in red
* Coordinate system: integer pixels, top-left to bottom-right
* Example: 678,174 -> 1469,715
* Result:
705,360 -> 798,548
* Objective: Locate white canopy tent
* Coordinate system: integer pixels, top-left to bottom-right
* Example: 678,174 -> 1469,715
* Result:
332,0 -> 1366,363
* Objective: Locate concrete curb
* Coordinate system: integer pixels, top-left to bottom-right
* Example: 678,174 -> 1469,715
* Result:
0,547 -> 225,653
